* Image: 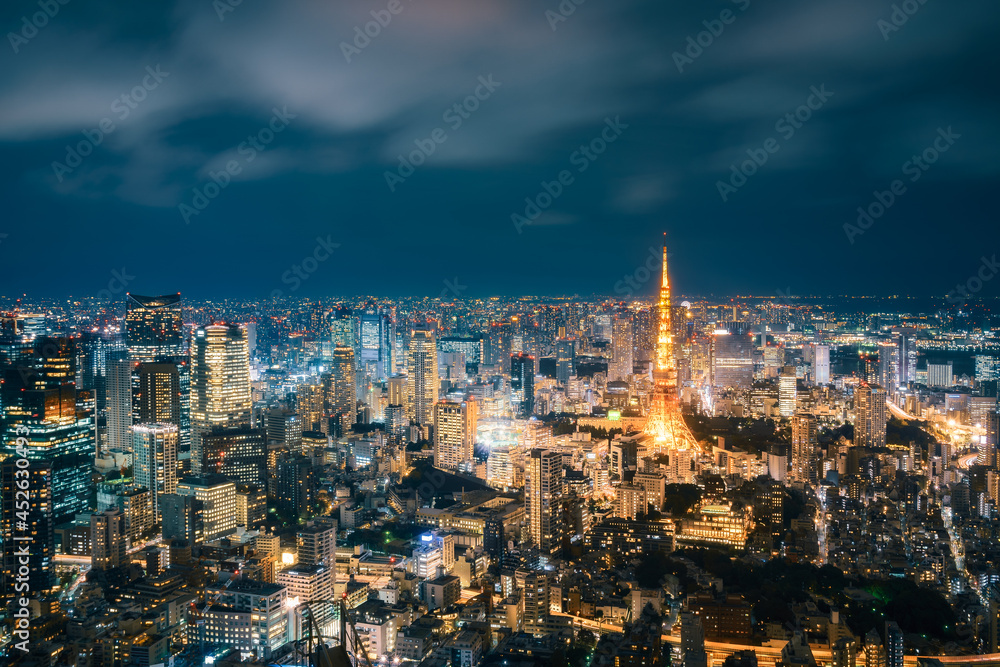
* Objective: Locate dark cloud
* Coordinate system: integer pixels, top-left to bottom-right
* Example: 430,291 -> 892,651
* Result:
0,0 -> 997,299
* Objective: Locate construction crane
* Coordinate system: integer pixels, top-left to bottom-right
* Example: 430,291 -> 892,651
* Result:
294,597 -> 375,667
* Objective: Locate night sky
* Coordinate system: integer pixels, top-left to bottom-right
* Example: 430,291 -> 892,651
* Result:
1,0 -> 998,300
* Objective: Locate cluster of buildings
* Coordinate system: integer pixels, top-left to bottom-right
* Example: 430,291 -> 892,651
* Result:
1,244 -> 1000,667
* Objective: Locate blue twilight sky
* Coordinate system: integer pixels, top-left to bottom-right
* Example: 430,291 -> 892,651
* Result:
0,0 -> 998,300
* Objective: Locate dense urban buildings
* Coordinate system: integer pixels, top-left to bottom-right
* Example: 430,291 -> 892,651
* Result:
1,241 -> 999,667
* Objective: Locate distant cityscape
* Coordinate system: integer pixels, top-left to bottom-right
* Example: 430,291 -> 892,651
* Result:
1,241 -> 999,667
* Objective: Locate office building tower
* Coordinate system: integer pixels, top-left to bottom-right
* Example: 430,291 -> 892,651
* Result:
831,637 -> 857,667
855,384 -> 888,448
712,323 -> 754,392
893,330 -> 917,388
779,366 -> 798,417
176,474 -> 237,541
976,355 -> 1000,382
407,327 -> 438,425
438,336 -> 484,366
190,324 -> 252,474
1,460 -> 54,604
201,579 -> 289,660
1,342 -> 93,523
202,428 -> 267,486
928,362 -> 954,388
790,412 -> 818,485
385,404 -> 407,438
433,399 -> 477,470
266,409 -> 303,452
277,458 -> 316,519
483,513 -> 505,561
360,302 -> 392,381
327,346 -> 356,434
526,449 -> 562,556
90,508 -> 126,570
235,484 -> 266,528
133,423 -> 179,520
510,352 -> 534,418
125,293 -> 184,363
135,361 -> 181,438
297,520 -> 338,567
813,344 -> 830,385
106,350 -> 133,454
296,383 -> 325,433
331,306 -> 356,349
610,311 -> 634,381
160,493 -> 204,543
556,338 -> 575,386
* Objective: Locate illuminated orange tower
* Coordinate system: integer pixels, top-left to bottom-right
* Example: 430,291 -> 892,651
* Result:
643,235 -> 699,453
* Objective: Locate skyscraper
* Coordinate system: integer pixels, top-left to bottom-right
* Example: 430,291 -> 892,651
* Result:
133,423 -> 179,520
610,310 -> 633,382
526,448 -> 563,556
813,344 -> 830,385
1,460 -> 54,604
328,346 -> 356,435
712,323 -> 754,392
790,412 -> 818,484
556,338 -> 575,386
779,366 -> 798,417
177,474 -> 237,541
407,327 -> 438,425
433,399 -> 477,470
105,350 -> 133,454
1,338 -> 93,523
90,508 -> 126,570
135,362 -> 181,430
125,293 -> 184,363
202,428 -> 267,487
360,302 -> 392,381
510,352 -> 534,418
190,324 -> 252,473
928,362 -> 954,388
855,384 -> 888,448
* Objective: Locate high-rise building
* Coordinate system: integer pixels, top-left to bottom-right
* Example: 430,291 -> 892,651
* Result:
892,330 -> 917,389
296,520 -> 338,567
855,384 -> 888,449
202,428 -> 267,486
176,474 -> 237,541
1,340 -> 94,523
610,311 -> 634,382
135,362 -> 181,433
510,353 -> 534,418
526,449 -> 563,556
266,409 -> 303,452
90,508 -> 126,570
277,458 -> 316,519
407,328 -> 438,425
976,355 -> 1000,382
556,338 -> 575,386
160,493 -> 204,543
712,323 -> 754,392
235,484 -> 267,528
190,324 -> 252,474
1,460 -> 54,604
133,423 -> 179,520
125,293 -> 184,363
790,412 -> 818,484
328,346 -> 356,434
360,302 -> 392,381
928,362 -> 954,388
779,366 -> 798,417
813,344 -> 830,385
433,399 -> 477,470
438,336 -> 484,366
105,351 -> 133,455
885,621 -> 904,667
